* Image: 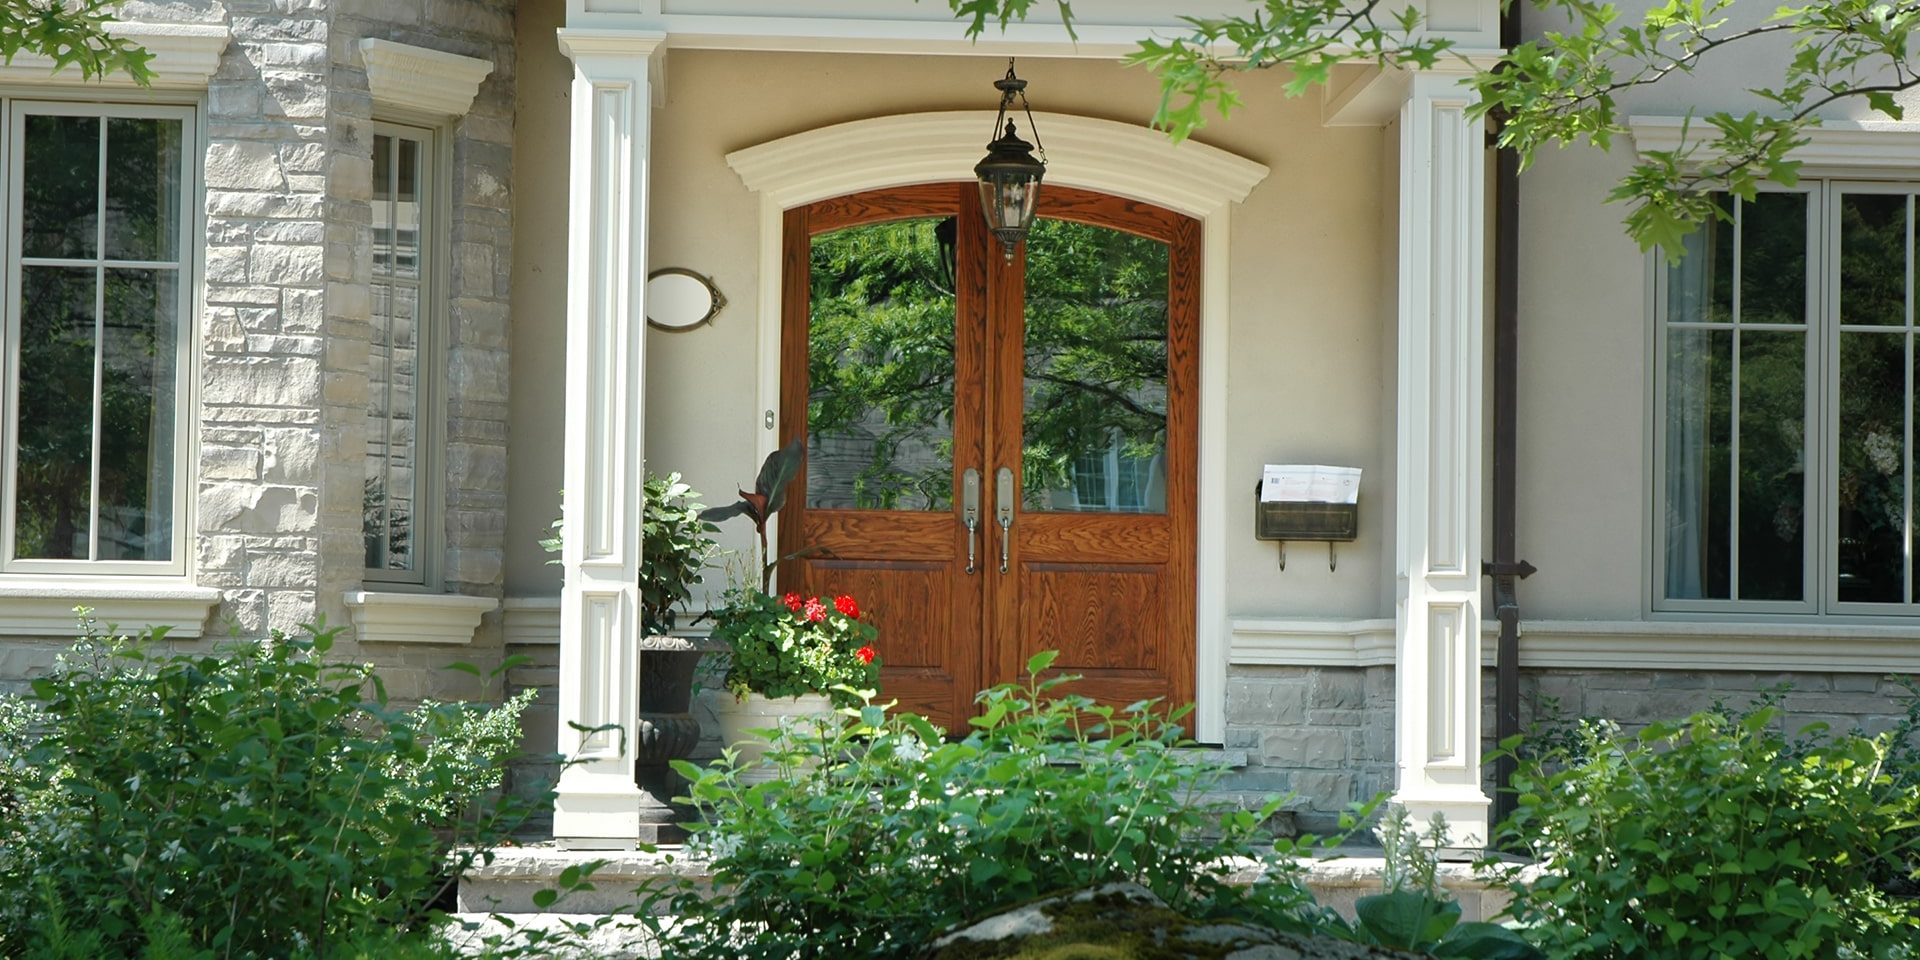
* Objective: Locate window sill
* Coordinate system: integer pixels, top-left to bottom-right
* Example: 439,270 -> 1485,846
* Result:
345,590 -> 498,645
0,580 -> 222,639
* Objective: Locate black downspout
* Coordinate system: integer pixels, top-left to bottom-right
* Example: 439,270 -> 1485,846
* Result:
1487,2 -> 1537,837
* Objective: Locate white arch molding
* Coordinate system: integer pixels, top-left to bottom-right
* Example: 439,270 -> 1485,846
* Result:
726,111 -> 1269,743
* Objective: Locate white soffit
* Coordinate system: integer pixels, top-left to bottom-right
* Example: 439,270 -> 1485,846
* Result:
360,39 -> 494,118
1630,115 -> 1920,171
345,590 -> 498,645
0,21 -> 229,89
726,110 -> 1271,216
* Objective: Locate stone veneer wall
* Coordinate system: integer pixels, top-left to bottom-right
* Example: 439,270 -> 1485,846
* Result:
0,0 -> 515,705
1220,663 -> 1918,835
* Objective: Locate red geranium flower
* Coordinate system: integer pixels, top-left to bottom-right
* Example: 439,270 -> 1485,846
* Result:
856,645 -> 876,664
783,593 -> 803,612
803,597 -> 828,622
834,594 -> 860,619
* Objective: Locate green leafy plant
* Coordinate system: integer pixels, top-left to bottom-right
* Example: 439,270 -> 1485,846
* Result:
1489,707 -> 1920,960
708,587 -> 879,704
702,436 -> 805,593
0,617 -> 546,959
654,650 -> 1344,959
542,472 -> 721,635
1325,805 -> 1541,960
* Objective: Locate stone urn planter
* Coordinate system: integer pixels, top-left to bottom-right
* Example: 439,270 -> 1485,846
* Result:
709,691 -> 837,783
634,634 -> 722,843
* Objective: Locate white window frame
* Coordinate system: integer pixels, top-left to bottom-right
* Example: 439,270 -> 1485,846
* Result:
0,100 -> 199,578
362,118 -> 448,589
1651,178 -> 1920,618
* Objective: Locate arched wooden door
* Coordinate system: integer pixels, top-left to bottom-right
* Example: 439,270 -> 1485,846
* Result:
778,183 -> 1198,730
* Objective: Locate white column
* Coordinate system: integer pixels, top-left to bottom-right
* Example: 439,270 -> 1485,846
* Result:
552,28 -> 664,846
1393,66 -> 1490,847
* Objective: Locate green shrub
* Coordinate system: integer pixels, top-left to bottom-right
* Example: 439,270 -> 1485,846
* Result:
655,651 -> 1341,960
1491,708 -> 1920,960
0,617 -> 541,959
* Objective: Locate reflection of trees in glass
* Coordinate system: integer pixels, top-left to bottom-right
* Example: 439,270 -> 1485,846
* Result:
1021,219 -> 1167,510
1836,195 -> 1912,603
12,116 -> 179,562
805,215 -> 1169,512
808,218 -> 958,510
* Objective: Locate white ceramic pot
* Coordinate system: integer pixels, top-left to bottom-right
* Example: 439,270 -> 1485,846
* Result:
710,691 -> 837,782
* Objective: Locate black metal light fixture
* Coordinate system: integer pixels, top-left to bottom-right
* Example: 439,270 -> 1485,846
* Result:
974,59 -> 1046,260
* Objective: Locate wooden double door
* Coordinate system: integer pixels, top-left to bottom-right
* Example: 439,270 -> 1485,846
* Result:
778,183 -> 1198,730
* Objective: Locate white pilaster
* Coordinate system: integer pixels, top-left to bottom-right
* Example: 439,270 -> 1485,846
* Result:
1393,66 -> 1490,847
552,27 -> 665,846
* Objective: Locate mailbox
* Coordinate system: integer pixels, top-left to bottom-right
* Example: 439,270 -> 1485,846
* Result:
1255,465 -> 1361,571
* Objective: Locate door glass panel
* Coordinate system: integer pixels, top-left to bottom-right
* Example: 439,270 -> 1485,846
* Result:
807,216 -> 957,510
1022,218 -> 1170,513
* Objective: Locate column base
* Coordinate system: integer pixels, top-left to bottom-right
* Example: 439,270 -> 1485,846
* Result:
553,769 -> 643,845
1391,785 -> 1491,851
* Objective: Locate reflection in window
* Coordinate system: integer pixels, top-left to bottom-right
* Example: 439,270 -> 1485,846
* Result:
807,217 -> 957,511
366,129 -> 430,575
1663,193 -> 1808,603
1023,218 -> 1169,514
10,112 -> 184,564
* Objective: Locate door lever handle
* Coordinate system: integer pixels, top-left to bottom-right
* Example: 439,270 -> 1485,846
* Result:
995,467 -> 1015,574
961,468 -> 981,575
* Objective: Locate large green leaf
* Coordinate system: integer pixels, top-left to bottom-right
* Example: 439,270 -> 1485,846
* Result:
1355,890 -> 1461,948
1434,922 -> 1546,960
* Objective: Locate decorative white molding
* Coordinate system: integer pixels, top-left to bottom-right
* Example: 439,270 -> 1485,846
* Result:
1231,617 -> 1920,674
0,581 -> 221,638
0,21 -> 229,89
729,110 -> 1268,744
359,39 -> 494,119
1630,115 -> 1920,173
344,590 -> 497,645
1394,65 -> 1490,846
502,596 -> 562,645
727,111 -> 1269,218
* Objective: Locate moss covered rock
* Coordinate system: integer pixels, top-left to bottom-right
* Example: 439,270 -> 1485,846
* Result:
920,884 -> 1422,960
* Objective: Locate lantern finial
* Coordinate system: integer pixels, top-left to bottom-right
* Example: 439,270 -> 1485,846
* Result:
974,60 -> 1046,260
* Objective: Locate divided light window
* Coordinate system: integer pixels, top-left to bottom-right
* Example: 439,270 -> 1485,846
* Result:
1,103 -> 195,576
364,124 -> 439,584
1656,182 -> 1920,615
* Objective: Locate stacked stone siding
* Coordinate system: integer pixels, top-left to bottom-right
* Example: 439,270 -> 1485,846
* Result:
1220,662 -> 1917,835
0,0 -> 515,707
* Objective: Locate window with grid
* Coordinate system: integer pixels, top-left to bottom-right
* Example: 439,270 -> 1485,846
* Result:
2,103 -> 195,575
1656,182 -> 1920,614
364,124 -> 438,584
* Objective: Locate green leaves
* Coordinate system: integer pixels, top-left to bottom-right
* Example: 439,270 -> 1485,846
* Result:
661,654 -> 1339,960
1489,704 -> 1920,959
0,0 -> 154,86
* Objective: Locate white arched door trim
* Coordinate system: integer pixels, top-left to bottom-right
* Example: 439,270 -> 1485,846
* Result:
725,110 -> 1269,743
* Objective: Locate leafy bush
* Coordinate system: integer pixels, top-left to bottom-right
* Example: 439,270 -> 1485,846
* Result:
1330,806 -> 1541,959
655,651 -> 1338,959
710,588 -> 879,704
543,472 -> 720,635
1491,708 -> 1920,960
0,618 -> 541,959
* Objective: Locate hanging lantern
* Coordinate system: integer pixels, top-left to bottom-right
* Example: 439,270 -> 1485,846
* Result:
974,60 -> 1046,260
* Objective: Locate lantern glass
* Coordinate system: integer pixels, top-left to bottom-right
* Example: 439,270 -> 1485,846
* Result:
979,173 -> 1040,247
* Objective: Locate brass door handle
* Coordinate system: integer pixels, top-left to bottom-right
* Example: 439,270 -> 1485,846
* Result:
961,468 -> 981,575
995,467 -> 1014,574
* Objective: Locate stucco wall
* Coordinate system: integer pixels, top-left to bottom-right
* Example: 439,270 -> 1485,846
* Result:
505,0 -> 1397,626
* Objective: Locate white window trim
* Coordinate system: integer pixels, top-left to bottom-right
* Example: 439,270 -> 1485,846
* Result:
344,589 -> 496,645
0,22 -> 228,91
363,120 -> 450,590
0,100 -> 200,578
359,40 -> 493,122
